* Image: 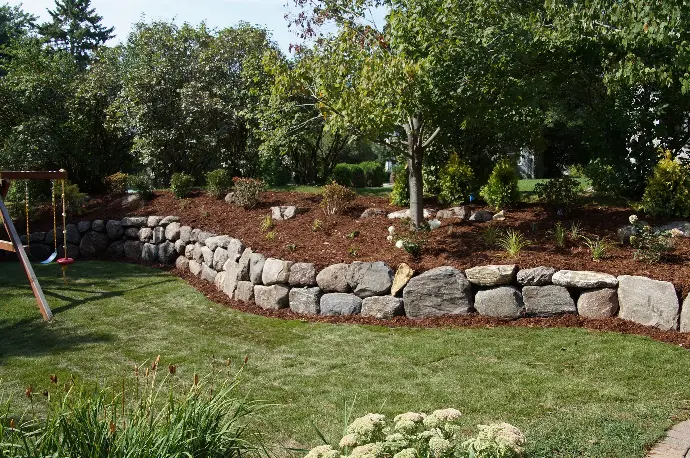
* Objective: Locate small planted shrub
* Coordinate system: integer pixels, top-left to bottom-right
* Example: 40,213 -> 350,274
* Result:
534,177 -> 582,215
482,225 -> 502,248
438,153 -> 475,205
480,158 -> 519,210
641,152 -> 690,218
581,235 -> 610,261
54,181 -> 87,216
498,230 -> 530,258
568,221 -> 583,241
390,164 -> 410,207
206,169 -> 233,199
128,173 -> 154,199
359,161 -> 386,187
232,177 -> 266,209
332,163 -> 366,188
321,181 -> 356,216
170,172 -> 195,199
628,214 -> 674,264
312,219 -> 323,232
104,172 -> 129,194
304,409 -> 525,458
260,214 -> 273,233
549,222 -> 567,248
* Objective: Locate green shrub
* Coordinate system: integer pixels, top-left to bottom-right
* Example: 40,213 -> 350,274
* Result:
359,161 -> 386,187
104,172 -> 129,194
390,164 -> 410,207
261,155 -> 292,186
54,181 -> 87,216
534,177 -> 582,215
332,163 -> 366,188
438,153 -> 475,205
422,163 -> 443,196
584,159 -> 641,198
170,173 -> 195,199
128,173 -> 154,199
480,158 -> 519,210
321,181 -> 356,216
232,177 -> 266,209
628,215 -> 675,264
206,169 -> 233,199
641,152 -> 690,218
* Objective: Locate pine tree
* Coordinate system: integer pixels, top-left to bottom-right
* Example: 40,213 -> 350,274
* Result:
38,0 -> 114,68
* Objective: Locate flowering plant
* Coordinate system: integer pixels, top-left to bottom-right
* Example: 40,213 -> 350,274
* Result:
628,214 -> 674,264
305,409 -> 525,458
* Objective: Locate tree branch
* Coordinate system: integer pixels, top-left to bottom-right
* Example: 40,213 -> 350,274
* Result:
422,127 -> 441,148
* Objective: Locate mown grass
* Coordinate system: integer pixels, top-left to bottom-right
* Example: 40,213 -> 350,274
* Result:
2,262 -> 690,457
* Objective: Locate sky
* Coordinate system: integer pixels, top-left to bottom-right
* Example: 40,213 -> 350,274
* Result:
7,0 -> 347,55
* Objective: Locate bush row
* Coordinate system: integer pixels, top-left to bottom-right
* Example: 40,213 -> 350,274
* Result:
332,161 -> 387,188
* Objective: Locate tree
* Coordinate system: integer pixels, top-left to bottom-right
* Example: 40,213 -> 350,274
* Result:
38,0 -> 113,68
284,0 -> 541,226
0,3 -> 36,74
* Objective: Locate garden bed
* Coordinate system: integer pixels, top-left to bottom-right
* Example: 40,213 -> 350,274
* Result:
9,188 -> 690,296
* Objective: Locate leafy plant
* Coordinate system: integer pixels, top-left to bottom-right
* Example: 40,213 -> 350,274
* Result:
549,222 -> 567,248
390,164 -> 410,207
438,153 -> 475,205
482,225 -> 502,248
641,152 -> 690,218
170,172 -> 194,199
260,215 -> 273,233
534,177 -> 582,215
54,181 -> 87,216
480,158 -> 519,210
628,215 -> 674,264
232,177 -> 266,209
348,247 -> 359,257
265,231 -> 276,241
581,235 -> 610,261
569,221 -> 583,241
332,163 -> 365,188
286,243 -> 297,252
321,181 -> 356,216
128,173 -> 154,200
397,226 -> 430,258
312,219 -> 323,232
498,230 -> 530,258
346,230 -> 360,239
206,169 -> 233,199
104,172 -> 129,194
359,161 -> 386,187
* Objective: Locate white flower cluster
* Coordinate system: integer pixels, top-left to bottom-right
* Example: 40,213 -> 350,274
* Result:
629,214 -> 639,225
304,409 -> 525,458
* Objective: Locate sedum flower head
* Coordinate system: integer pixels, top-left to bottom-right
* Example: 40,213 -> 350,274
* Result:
428,435 -> 453,457
423,409 -> 462,429
670,228 -> 684,238
393,412 -> 426,435
340,434 -> 358,449
345,414 -> 387,446
629,214 -> 638,225
306,445 -> 341,458
463,422 -> 526,456
392,448 -> 418,458
349,443 -> 387,458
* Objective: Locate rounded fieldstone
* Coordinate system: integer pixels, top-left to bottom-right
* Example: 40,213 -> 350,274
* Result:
201,264 -> 218,283
92,220 -> 106,232
552,270 -> 618,289
213,247 -> 229,271
179,226 -> 192,243
617,275 -> 679,331
159,241 -> 177,264
320,293 -> 362,316
77,220 -> 92,233
289,287 -> 322,315
254,285 -> 290,310
189,260 -> 202,276
174,239 -> 186,255
316,263 -> 350,293
125,227 -> 140,239
681,294 -> 690,333
79,231 -> 110,256
201,246 -> 214,266
465,265 -> 518,287
147,216 -> 163,227
106,240 -> 125,258
165,222 -> 181,242
347,262 -> 394,298
361,296 -> 404,319
139,227 -> 153,242
577,288 -> 619,319
175,256 -> 189,271
121,216 -> 147,227
402,267 -> 473,318
184,243 -> 195,260
124,240 -> 143,261
160,216 -> 180,225
235,281 -> 255,302
517,267 -> 556,286
474,286 -> 524,319
141,243 -> 158,263
522,285 -> 576,317
106,220 -> 124,240
249,253 -> 266,285
262,258 -> 293,285
289,263 -> 317,287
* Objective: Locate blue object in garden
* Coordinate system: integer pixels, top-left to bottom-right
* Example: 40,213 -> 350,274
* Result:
469,193 -> 475,203
40,250 -> 57,265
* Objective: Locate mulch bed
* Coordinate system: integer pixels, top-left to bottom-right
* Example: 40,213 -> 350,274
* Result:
3,189 -> 690,346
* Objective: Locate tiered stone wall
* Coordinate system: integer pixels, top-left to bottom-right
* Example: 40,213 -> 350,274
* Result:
16,215 -> 690,333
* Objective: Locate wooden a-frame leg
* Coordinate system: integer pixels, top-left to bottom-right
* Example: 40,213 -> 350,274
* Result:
0,190 -> 53,321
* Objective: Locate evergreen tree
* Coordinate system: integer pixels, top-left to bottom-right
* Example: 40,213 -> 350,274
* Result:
0,3 -> 36,74
38,0 -> 113,68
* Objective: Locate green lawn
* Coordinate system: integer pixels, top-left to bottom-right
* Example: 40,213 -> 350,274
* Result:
2,262 -> 689,457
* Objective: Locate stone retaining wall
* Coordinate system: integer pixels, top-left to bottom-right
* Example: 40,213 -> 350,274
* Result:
15,215 -> 690,333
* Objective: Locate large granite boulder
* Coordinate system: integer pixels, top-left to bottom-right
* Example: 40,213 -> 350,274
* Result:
391,263 -> 414,297
141,243 -> 158,262
262,258 -> 293,285
469,210 -> 494,222
174,239 -> 186,255
214,271 -> 227,292
201,246 -> 214,266
125,227 -> 140,239
147,216 -> 163,227
474,286 -> 524,319
184,244 -> 195,260
106,241 -> 125,258
360,208 -> 387,219
222,261 -> 241,297
523,285 -> 576,317
517,267 -> 556,286
213,247 -> 229,272
249,253 -> 266,285
316,263 -> 350,293
160,216 -> 180,225
139,227 -> 153,242
347,262 -> 394,298
158,241 -> 177,264
179,226 -> 193,243
201,265 -> 217,283
233,281 -> 254,302
205,235 -> 233,251
435,207 -> 467,220
320,293 -> 362,316
192,243 -> 204,264
289,287 -> 322,315
617,275 -> 679,331
152,227 -> 165,244
121,216 -> 147,227
165,222 -> 181,242
681,294 -> 690,333
77,220 -> 92,233
189,260 -> 203,276
402,267 -> 473,318
552,270 -> 618,289
388,209 -> 433,219
92,220 -> 106,232
124,241 -> 142,261
254,285 -> 290,310
289,263 -> 317,287
226,238 -> 245,262
236,248 -> 252,282
175,256 -> 189,271
577,288 -> 619,319
361,296 -> 404,319
106,220 -> 124,240
79,231 -> 110,256
465,265 -> 517,286
197,231 -> 215,244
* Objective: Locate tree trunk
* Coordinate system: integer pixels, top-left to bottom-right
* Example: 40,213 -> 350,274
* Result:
406,114 -> 425,227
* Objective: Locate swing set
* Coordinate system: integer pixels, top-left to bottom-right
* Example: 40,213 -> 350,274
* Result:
0,170 -> 75,321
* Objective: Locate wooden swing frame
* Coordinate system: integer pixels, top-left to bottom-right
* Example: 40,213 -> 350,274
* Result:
0,170 -> 68,321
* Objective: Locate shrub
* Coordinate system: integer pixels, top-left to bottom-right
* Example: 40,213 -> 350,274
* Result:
104,172 -> 129,194
534,177 -> 581,215
360,161 -> 386,187
480,158 -> 519,210
584,159 -> 643,198
390,164 -> 410,207
170,172 -> 195,199
628,215 -> 674,264
641,152 -> 690,218
482,225 -> 502,248
206,169 -> 233,199
232,177 -> 266,209
581,235 -> 610,261
332,163 -> 366,188
321,181 -> 356,216
128,173 -> 154,199
261,155 -> 292,186
549,222 -> 567,248
498,230 -> 530,258
54,181 -> 87,216
305,409 -> 525,458
0,365 -> 263,457
439,153 -> 475,206
422,163 -> 442,196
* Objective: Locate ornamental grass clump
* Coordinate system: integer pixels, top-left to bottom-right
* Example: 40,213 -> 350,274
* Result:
305,408 -> 524,458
